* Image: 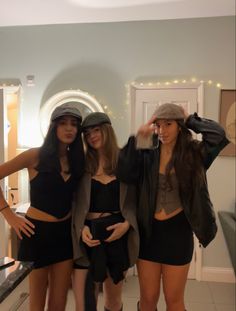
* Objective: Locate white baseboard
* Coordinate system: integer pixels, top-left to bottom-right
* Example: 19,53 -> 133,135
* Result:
127,266 -> 137,276
201,267 -> 235,283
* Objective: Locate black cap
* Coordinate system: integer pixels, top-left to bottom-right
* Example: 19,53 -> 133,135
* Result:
82,112 -> 111,131
50,102 -> 82,123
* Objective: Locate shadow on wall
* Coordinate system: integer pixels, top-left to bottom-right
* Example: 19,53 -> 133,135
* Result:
40,62 -> 126,112
40,62 -> 130,144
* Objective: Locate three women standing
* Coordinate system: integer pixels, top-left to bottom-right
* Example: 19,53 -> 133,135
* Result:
1,101 -> 228,311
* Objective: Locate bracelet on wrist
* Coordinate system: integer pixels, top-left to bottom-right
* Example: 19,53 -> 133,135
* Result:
0,204 -> 10,212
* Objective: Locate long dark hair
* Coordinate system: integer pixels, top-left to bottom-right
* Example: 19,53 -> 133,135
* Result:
137,119 -> 206,238
165,120 -> 205,190
36,117 -> 85,179
84,123 -> 119,176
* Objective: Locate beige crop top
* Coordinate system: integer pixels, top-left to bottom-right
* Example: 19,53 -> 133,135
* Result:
155,173 -> 183,214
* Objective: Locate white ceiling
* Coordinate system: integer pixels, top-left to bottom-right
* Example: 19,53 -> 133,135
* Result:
0,0 -> 235,27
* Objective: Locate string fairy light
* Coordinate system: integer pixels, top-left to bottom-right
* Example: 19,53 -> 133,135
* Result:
122,77 -> 224,121
129,77 -> 223,89
0,78 -> 224,122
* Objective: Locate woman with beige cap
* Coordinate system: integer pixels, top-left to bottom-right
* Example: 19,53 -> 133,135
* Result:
72,112 -> 139,311
117,103 -> 229,311
0,102 -> 85,311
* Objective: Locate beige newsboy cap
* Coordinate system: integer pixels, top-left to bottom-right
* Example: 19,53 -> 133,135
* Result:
153,103 -> 185,120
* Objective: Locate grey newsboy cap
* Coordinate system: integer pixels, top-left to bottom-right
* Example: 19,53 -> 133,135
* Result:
82,112 -> 111,130
50,102 -> 82,123
153,103 -> 185,120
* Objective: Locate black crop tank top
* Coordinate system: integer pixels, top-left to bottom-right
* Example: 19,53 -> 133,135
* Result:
30,171 -> 76,218
89,179 -> 120,213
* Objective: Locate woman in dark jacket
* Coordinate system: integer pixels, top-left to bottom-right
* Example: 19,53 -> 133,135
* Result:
117,103 -> 229,311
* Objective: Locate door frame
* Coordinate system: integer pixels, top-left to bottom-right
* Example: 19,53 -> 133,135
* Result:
129,82 -> 204,281
130,82 -> 204,133
0,84 -> 22,257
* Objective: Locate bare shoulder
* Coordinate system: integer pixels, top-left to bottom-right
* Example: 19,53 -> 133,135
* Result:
23,148 -> 40,167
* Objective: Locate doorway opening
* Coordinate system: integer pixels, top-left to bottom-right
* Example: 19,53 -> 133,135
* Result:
0,84 -> 21,257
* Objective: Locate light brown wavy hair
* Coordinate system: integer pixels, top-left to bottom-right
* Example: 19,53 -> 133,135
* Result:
83,123 -> 119,176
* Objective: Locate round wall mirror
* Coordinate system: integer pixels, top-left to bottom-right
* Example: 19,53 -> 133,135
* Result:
40,89 -> 104,137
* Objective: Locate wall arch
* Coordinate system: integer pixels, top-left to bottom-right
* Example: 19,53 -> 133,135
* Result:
40,89 -> 103,136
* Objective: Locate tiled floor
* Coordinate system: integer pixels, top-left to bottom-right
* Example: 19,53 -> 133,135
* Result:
66,275 -> 235,311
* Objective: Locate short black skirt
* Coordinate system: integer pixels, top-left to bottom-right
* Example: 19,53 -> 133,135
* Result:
139,211 -> 193,265
18,216 -> 73,269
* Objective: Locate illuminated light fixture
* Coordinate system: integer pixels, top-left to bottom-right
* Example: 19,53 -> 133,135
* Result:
40,89 -> 103,138
216,83 -> 221,88
208,80 -> 213,84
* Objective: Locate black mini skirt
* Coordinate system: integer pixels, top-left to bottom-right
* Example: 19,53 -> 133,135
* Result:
139,211 -> 193,265
18,216 -> 73,269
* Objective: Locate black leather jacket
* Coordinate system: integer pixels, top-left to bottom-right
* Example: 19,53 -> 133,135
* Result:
117,113 -> 229,247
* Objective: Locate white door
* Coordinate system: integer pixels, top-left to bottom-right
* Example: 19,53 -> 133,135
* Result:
130,83 -> 204,279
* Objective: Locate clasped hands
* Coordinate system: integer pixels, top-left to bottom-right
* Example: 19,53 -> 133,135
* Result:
81,220 -> 130,247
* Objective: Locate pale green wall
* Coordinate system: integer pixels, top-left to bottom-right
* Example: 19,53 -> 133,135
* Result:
0,16 -> 235,270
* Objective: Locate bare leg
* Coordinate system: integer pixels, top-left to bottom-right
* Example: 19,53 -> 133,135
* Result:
29,267 -> 49,311
162,263 -> 190,311
103,276 -> 123,311
47,259 -> 73,311
72,268 -> 88,311
137,259 -> 161,311
94,282 -> 101,306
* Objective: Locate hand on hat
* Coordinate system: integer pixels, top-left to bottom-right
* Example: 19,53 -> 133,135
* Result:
181,106 -> 189,121
137,115 -> 157,137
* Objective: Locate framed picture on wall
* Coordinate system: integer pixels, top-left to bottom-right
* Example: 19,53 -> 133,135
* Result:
219,89 -> 236,156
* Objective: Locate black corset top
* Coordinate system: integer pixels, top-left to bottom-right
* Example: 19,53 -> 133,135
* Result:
89,178 -> 120,213
30,171 -> 76,218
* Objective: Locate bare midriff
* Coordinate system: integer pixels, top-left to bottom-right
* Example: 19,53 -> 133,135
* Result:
86,211 -> 116,220
26,206 -> 71,222
154,206 -> 183,221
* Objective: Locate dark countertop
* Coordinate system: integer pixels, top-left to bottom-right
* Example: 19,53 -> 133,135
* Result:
0,260 -> 33,303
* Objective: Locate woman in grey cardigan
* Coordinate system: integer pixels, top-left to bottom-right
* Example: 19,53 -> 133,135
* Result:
72,112 -> 139,311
